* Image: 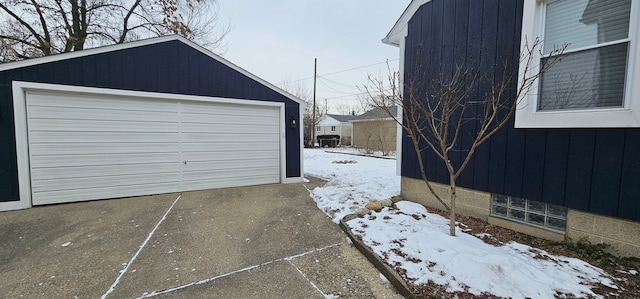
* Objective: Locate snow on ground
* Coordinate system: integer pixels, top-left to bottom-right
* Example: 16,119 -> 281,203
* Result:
304,148 -> 617,298
323,147 -> 396,158
304,148 -> 399,223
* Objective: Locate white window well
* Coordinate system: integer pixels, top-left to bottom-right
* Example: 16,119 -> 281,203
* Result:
491,194 -> 568,232
516,0 -> 640,128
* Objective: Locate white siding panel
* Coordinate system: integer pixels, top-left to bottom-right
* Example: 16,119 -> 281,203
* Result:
25,90 -> 282,205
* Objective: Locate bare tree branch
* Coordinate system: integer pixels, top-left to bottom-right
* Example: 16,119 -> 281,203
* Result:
0,0 -> 229,61
361,40 -> 567,236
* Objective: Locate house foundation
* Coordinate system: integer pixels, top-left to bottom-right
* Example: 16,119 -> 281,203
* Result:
400,177 -> 640,257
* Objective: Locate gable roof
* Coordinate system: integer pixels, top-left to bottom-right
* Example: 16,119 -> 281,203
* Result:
0,35 -> 305,107
356,106 -> 398,120
326,114 -> 358,123
382,0 -> 430,46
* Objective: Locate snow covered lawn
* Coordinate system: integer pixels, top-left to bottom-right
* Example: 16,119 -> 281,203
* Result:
304,148 -> 620,298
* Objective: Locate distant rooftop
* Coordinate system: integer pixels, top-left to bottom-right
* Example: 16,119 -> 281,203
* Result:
326,114 -> 358,122
356,106 -> 398,120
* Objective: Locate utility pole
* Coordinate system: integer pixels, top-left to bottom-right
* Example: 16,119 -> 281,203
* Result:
312,58 -> 317,147
325,98 -> 327,114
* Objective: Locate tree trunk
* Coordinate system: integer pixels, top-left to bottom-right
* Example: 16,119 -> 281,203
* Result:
449,174 -> 457,236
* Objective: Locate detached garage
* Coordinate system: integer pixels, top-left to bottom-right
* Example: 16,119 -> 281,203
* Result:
0,36 -> 305,211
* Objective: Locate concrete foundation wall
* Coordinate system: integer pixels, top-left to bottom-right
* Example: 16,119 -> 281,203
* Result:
400,176 -> 640,257
567,210 -> 640,257
400,176 -> 490,220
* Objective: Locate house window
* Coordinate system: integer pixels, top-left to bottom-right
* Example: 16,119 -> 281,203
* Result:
330,126 -> 336,132
316,126 -> 321,132
516,0 -> 640,128
491,194 -> 568,232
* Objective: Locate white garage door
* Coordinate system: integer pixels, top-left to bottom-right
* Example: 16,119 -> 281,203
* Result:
25,91 -> 281,205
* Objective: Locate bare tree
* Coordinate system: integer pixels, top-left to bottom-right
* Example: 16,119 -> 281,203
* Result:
0,0 -> 229,61
362,39 -> 565,236
332,102 -> 361,116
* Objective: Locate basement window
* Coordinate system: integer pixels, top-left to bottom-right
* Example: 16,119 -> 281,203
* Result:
491,194 -> 568,232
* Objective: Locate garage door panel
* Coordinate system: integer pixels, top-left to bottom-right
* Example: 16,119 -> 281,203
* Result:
181,143 -> 279,153
29,131 -> 179,143
31,153 -> 180,168
182,169 -> 279,188
182,176 -> 278,192
29,118 -> 179,132
181,102 -> 276,116
182,150 -> 279,161
28,105 -> 179,122
32,163 -> 180,180
183,167 -> 278,178
33,182 -> 181,205
181,113 -> 278,125
27,92 -> 177,112
32,172 -> 181,192
181,133 -> 278,143
181,123 -> 278,134
185,159 -> 278,171
29,142 -> 180,155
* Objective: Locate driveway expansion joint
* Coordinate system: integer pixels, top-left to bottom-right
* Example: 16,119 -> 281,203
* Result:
134,242 -> 344,298
101,194 -> 183,299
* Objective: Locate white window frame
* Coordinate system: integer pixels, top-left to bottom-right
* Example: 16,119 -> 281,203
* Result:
330,125 -> 336,132
516,0 -> 640,128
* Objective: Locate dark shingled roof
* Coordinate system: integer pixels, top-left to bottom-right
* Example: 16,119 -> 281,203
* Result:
355,106 -> 398,120
326,114 -> 358,122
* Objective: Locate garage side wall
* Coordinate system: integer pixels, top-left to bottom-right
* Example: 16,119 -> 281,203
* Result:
0,40 -> 301,203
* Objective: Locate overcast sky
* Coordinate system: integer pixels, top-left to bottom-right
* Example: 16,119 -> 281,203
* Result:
216,1 -> 410,114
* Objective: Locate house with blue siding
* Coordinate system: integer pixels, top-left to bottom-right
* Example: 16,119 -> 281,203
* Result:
384,0 -> 639,256
0,35 -> 305,212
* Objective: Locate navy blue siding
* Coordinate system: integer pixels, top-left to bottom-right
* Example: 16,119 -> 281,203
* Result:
402,0 -> 640,222
0,40 -> 301,203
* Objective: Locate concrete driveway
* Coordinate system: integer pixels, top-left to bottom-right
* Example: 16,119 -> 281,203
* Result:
0,180 -> 400,298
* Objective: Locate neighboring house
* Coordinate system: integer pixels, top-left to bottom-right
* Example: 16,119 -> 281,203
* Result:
384,0 -> 640,256
0,35 -> 305,212
352,106 -> 398,155
316,114 -> 357,146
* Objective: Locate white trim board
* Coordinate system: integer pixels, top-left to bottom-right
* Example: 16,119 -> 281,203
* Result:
8,81 -> 292,210
383,0 -> 429,46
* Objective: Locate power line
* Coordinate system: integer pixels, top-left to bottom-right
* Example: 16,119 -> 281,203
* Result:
318,75 -> 360,90
322,86 -> 397,100
318,77 -> 358,94
320,59 -> 399,77
278,58 -> 399,86
325,92 -> 367,100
